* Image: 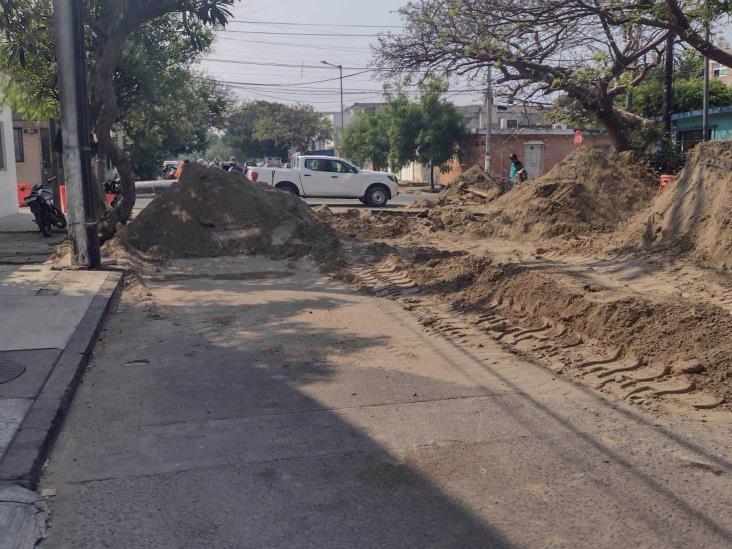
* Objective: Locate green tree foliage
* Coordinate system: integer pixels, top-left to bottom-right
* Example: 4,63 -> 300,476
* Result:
375,0 -> 671,151
221,101 -> 332,161
126,72 -> 231,179
414,81 -> 465,190
340,81 -> 464,190
340,110 -> 390,170
629,52 -> 732,118
0,0 -> 238,240
385,94 -> 423,171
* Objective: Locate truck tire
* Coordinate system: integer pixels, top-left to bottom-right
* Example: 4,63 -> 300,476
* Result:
365,184 -> 389,207
275,182 -> 299,197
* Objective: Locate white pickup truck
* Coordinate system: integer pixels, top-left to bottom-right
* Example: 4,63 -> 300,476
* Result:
261,155 -> 399,207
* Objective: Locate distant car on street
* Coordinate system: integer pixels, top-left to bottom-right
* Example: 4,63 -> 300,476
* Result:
263,155 -> 399,207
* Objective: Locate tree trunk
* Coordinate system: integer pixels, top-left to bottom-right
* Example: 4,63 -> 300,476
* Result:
91,30 -> 136,244
430,161 -> 435,193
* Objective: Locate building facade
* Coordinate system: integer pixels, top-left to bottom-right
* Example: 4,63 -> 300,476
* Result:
0,96 -> 18,219
12,117 -> 56,188
426,128 -> 613,185
672,105 -> 732,151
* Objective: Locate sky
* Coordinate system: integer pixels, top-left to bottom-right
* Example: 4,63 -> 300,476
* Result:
197,0 -> 487,113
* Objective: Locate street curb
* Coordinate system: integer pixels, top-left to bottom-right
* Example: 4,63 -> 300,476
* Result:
0,271 -> 123,488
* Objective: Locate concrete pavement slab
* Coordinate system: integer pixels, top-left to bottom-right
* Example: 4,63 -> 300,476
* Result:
0,265 -> 58,296
0,213 -> 38,233
0,484 -> 48,549
0,350 -> 62,399
0,399 -> 32,455
0,269 -> 108,352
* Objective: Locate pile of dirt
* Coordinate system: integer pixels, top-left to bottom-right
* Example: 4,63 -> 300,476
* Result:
320,208 -> 422,241
437,165 -> 503,204
613,142 -> 732,270
379,246 -> 732,404
122,163 -> 336,261
477,147 -> 657,240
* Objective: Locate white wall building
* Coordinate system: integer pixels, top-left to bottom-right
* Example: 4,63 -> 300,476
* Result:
0,93 -> 19,219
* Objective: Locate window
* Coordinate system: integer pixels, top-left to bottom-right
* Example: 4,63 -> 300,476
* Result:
304,158 -> 329,171
677,128 -> 712,152
40,128 -> 52,168
334,160 -> 357,174
713,63 -> 728,78
304,158 -> 355,173
0,123 -> 5,171
13,127 -> 24,163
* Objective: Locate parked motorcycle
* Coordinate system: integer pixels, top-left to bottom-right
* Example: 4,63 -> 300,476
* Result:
103,176 -> 122,209
24,177 -> 67,237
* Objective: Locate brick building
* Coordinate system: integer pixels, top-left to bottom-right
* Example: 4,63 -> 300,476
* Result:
434,128 -> 614,185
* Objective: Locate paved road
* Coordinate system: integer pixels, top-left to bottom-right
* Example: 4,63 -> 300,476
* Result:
133,191 -> 426,213
133,180 -> 428,213
39,256 -> 732,548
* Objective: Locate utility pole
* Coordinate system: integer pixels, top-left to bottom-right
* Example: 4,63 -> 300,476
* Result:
53,0 -> 100,268
321,60 -> 344,150
484,69 -> 493,175
702,1 -> 711,142
661,34 -> 675,172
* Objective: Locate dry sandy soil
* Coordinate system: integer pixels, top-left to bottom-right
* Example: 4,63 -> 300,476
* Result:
113,147 -> 732,420
319,146 -> 732,418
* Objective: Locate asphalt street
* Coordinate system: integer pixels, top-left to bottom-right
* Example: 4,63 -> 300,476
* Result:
133,191 -> 425,213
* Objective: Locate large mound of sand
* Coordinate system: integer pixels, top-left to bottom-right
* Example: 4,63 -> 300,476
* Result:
620,142 -> 732,270
482,147 -> 657,239
123,163 -> 317,258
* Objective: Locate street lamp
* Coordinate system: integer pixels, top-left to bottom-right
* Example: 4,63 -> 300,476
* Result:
321,60 -> 344,140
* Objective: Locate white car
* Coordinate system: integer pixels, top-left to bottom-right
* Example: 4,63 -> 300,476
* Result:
260,155 -> 399,206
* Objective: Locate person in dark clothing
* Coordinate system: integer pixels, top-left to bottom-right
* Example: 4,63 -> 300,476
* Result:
509,153 -> 527,187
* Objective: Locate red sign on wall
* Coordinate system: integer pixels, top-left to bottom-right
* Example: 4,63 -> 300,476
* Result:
574,129 -> 584,147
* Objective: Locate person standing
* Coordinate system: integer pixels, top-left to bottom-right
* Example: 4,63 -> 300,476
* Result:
508,153 -> 527,188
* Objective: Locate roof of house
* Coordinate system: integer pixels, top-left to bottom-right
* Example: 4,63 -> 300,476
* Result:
670,105 -> 732,121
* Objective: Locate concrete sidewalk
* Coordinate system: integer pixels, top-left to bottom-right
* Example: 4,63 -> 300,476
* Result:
0,228 -> 122,548
0,212 -> 66,265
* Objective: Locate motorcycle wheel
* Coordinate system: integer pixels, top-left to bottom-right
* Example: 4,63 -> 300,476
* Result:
52,207 -> 68,229
38,212 -> 53,237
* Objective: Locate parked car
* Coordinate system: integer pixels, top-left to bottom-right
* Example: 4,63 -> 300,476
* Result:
263,156 -> 399,206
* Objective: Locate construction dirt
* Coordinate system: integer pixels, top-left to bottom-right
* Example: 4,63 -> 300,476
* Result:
322,145 -> 732,418
120,163 -> 341,269
437,165 -> 503,204
108,146 -> 732,419
470,147 -> 658,240
608,141 -> 732,271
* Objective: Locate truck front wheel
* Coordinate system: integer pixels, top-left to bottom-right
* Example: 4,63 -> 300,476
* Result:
365,185 -> 389,207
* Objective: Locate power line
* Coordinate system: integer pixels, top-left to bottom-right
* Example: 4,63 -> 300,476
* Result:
229,19 -> 403,29
215,36 -> 372,52
202,58 -> 374,70
211,69 -> 373,87
219,29 -> 378,37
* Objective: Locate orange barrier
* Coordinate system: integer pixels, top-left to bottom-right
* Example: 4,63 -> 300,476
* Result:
16,184 -> 32,206
58,185 -> 68,213
659,174 -> 677,192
